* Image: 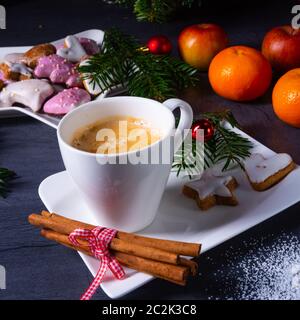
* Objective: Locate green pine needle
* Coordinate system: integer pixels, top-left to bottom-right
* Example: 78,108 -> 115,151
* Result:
0,168 -> 16,198
78,28 -> 198,101
109,0 -> 200,23
172,110 -> 253,177
134,0 -> 176,23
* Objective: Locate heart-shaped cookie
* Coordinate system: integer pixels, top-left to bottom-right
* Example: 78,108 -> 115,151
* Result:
57,35 -> 87,63
244,153 -> 295,191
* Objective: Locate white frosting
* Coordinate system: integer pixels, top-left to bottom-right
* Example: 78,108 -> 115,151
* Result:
57,35 -> 87,62
185,172 -> 233,199
82,77 -> 102,95
79,59 -> 102,95
245,153 -> 293,183
4,53 -> 25,64
0,79 -> 54,112
5,61 -> 32,76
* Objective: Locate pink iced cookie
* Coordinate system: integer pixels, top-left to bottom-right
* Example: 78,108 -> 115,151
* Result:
34,54 -> 82,88
78,37 -> 100,55
43,87 -> 90,115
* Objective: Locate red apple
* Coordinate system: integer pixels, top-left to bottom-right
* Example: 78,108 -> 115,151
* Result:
178,23 -> 228,71
262,25 -> 300,72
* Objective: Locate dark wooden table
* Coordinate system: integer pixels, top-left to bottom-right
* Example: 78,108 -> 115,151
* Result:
0,0 -> 299,300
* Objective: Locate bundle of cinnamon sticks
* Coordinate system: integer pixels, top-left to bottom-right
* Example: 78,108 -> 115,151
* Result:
28,211 -> 201,285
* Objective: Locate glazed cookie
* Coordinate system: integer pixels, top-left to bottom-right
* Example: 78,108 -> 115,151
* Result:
80,59 -> 102,96
56,37 -> 100,56
244,153 -> 295,191
78,37 -> 100,55
0,79 -> 54,112
0,61 -> 32,81
82,77 -> 102,96
34,54 -> 82,88
4,53 -> 26,64
182,172 -> 238,210
57,35 -> 87,63
43,87 -> 90,115
23,43 -> 56,68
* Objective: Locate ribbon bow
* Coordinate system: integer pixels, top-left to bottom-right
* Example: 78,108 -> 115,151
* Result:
69,227 -> 125,300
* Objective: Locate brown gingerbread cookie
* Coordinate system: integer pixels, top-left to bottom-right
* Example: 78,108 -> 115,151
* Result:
23,43 -> 56,68
183,172 -> 238,210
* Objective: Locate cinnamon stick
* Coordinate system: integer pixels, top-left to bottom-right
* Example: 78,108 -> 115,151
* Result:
41,228 -> 196,277
36,211 -> 201,257
41,229 -> 90,253
114,252 -> 188,286
30,214 -> 179,265
41,229 -> 188,285
178,258 -> 198,276
116,233 -> 200,257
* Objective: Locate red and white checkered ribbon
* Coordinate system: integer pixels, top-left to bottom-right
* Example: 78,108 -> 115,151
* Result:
69,226 -> 125,300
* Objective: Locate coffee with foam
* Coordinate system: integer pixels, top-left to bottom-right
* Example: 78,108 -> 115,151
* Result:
72,115 -> 162,154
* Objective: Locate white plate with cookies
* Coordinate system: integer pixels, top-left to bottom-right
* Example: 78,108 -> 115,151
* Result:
0,29 -> 124,128
38,124 -> 300,298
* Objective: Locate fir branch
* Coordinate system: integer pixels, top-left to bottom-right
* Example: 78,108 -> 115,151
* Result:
134,0 -> 176,23
108,0 -> 201,22
78,28 -> 198,101
0,168 -> 16,198
172,110 -> 253,177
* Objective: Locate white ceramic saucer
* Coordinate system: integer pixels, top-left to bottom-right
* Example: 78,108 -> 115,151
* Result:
38,127 -> 300,298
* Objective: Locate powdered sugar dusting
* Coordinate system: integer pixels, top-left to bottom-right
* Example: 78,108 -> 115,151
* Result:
205,233 -> 300,300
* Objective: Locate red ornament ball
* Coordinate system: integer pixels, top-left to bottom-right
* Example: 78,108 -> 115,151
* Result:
147,35 -> 172,55
192,119 -> 215,142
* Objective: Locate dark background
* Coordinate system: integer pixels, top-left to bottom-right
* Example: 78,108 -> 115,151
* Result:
0,0 -> 300,300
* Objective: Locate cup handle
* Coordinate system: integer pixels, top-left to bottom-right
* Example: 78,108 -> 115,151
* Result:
163,98 -> 193,152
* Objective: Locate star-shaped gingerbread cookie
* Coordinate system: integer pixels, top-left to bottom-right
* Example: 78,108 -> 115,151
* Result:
182,172 -> 238,210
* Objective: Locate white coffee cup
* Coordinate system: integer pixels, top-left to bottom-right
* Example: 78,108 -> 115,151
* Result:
57,96 -> 193,232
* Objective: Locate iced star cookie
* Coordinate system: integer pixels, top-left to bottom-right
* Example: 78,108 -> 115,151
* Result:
34,54 -> 82,88
244,153 -> 295,191
43,87 -> 90,115
0,79 -> 54,112
182,172 -> 238,210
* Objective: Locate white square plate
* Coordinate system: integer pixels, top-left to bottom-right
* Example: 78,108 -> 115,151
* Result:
0,29 -> 124,128
38,126 -> 300,298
